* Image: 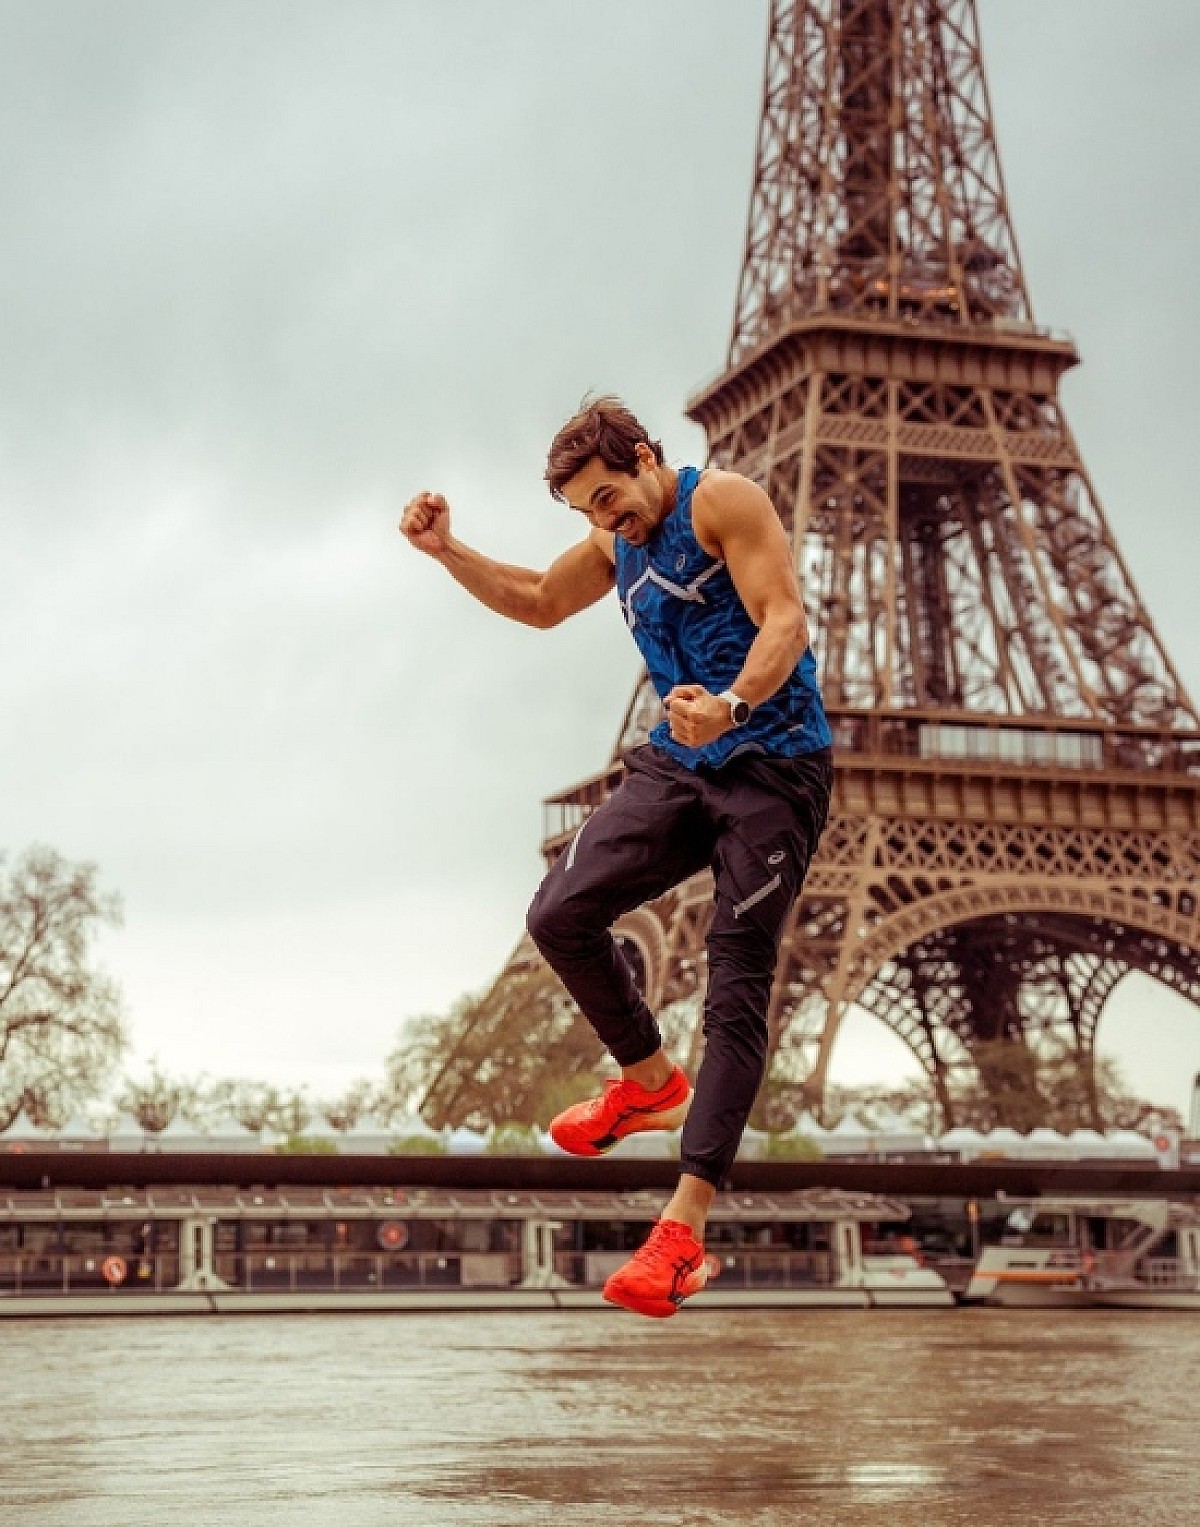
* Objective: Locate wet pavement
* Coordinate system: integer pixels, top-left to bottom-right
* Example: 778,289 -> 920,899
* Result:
3,1308 -> 1198,1525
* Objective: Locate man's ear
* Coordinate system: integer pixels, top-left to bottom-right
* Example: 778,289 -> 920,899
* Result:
633,440 -> 656,472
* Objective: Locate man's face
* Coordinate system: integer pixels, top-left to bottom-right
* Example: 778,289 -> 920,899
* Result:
562,443 -> 670,545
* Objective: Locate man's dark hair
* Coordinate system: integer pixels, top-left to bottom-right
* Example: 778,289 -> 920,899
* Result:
545,395 -> 664,502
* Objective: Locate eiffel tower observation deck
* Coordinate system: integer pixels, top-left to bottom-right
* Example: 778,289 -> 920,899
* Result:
434,1 -> 1200,1133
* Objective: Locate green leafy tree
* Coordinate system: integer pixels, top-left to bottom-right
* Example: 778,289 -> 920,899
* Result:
276,1133 -> 338,1155
387,1134 -> 446,1156
765,1132 -> 822,1160
0,847 -> 126,1128
486,1122 -> 543,1155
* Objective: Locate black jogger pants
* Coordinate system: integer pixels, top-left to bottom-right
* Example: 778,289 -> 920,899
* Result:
526,741 -> 833,1187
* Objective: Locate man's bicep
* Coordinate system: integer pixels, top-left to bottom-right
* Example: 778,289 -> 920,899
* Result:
709,482 -> 805,627
539,536 -> 616,625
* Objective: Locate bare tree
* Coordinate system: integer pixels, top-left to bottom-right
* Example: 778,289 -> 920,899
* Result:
384,962 -> 607,1131
0,847 -> 127,1128
201,1077 -> 313,1136
203,1076 -> 283,1135
316,1077 -> 378,1132
117,1060 -> 200,1133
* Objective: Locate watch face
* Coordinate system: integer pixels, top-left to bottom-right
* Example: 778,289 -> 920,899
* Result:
731,699 -> 750,725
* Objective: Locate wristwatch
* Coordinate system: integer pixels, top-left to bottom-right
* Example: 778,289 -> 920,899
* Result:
719,689 -> 752,727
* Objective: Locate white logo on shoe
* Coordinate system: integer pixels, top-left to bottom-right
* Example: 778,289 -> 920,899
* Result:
768,851 -> 786,865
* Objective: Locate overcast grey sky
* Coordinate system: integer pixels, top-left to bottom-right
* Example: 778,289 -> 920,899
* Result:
2,1 -> 1198,1114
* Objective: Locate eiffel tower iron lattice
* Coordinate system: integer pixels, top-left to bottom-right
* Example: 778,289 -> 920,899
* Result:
432,0 -> 1200,1132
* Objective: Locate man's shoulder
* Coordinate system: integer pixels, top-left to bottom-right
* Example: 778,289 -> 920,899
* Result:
692,470 -> 775,535
694,468 -> 769,505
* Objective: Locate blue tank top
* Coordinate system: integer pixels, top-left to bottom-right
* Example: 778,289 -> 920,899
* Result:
614,466 -> 832,770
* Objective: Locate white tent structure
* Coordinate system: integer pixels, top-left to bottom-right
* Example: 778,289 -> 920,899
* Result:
1066,1128 -> 1109,1160
204,1115 -> 263,1154
736,1125 -> 770,1161
1023,1126 -> 1075,1161
609,1130 -> 679,1159
143,1116 -> 213,1153
0,1109 -> 56,1150
820,1113 -> 874,1157
337,1116 -> 393,1155
792,1111 -> 830,1142
1103,1129 -> 1157,1161
385,1115 -> 446,1154
388,1114 -> 443,1142
54,1114 -> 105,1151
446,1125 -> 488,1156
863,1109 -> 929,1156
977,1126 -> 1024,1158
767,1112 -> 831,1157
107,1111 -> 147,1152
938,1125 -> 986,1161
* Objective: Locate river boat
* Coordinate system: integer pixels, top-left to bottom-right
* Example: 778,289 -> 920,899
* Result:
964,1197 -> 1200,1308
0,1183 -> 952,1316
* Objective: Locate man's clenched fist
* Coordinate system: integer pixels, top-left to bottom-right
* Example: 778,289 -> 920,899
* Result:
664,684 -> 735,748
400,491 -> 452,557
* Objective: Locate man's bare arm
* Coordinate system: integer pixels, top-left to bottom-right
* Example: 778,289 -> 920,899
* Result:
665,473 -> 810,748
399,491 -> 615,628
697,473 -> 810,705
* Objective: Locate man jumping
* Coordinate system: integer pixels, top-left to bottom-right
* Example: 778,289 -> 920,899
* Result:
400,396 -> 832,1318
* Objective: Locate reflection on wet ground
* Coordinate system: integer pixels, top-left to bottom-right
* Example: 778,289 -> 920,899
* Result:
4,1309 -> 1199,1525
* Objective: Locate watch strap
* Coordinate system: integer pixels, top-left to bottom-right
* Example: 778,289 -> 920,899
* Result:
719,688 -> 751,726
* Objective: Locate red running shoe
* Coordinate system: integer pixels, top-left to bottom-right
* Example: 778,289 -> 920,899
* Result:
548,1066 -> 691,1157
603,1218 -> 719,1318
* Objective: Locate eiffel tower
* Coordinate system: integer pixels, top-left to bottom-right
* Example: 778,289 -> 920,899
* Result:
426,0 -> 1200,1132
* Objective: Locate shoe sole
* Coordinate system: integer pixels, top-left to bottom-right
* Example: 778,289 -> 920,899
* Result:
602,1255 -> 720,1319
550,1091 -> 692,1158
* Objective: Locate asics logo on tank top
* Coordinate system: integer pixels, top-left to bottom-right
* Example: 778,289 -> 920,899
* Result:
614,466 -> 832,772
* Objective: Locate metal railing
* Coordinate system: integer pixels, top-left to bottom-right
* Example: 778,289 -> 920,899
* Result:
214,1251 -> 521,1292
1132,1257 -> 1199,1290
553,1249 -> 835,1289
706,1250 -> 835,1288
542,715 -> 1200,847
692,308 -> 1077,402
0,1254 -> 176,1295
0,1251 -> 523,1297
831,714 -> 1200,777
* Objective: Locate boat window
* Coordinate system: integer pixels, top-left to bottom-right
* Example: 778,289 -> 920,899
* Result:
403,1219 -> 521,1254
58,1220 -> 160,1255
242,1220 -> 327,1249
577,1220 -> 655,1253
1002,1209 -> 1071,1245
15,1223 -> 60,1255
1109,1217 -> 1148,1251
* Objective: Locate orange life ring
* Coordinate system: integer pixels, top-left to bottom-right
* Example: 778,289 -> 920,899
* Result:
102,1255 -> 128,1286
377,1220 -> 408,1252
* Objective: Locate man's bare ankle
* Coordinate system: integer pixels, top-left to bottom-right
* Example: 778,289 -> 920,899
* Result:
620,1051 -> 675,1091
662,1173 -> 716,1241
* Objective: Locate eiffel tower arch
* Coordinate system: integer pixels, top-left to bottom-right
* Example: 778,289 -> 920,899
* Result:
530,0 -> 1200,1129
419,2 -> 1200,1131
